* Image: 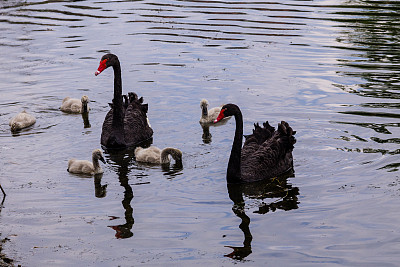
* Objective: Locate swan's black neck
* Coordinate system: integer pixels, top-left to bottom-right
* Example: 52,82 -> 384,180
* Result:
113,63 -> 122,99
227,106 -> 243,183
108,59 -> 126,148
112,62 -> 123,123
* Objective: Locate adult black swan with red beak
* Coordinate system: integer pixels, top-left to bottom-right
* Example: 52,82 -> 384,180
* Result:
214,104 -> 296,183
95,54 -> 153,149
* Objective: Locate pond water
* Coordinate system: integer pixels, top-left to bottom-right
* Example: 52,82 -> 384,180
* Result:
1,0 -> 400,265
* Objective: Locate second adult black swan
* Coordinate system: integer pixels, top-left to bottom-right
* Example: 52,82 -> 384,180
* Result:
95,54 -> 153,149
214,104 -> 296,183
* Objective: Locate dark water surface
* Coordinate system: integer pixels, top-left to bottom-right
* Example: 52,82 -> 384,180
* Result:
1,0 -> 400,265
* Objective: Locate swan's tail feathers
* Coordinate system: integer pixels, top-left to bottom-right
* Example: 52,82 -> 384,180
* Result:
125,92 -> 149,114
252,121 -> 276,144
128,92 -> 138,102
141,103 -> 148,113
263,121 -> 275,133
278,121 -> 296,148
122,92 -> 154,146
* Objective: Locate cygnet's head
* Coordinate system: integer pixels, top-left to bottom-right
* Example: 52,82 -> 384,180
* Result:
81,95 -> 89,104
169,148 -> 183,162
92,149 -> 106,164
10,122 -> 20,132
200,99 -> 209,108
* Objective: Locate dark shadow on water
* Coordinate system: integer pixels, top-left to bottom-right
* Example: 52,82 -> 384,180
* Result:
225,171 -> 299,261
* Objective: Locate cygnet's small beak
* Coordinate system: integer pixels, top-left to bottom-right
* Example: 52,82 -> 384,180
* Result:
100,156 -> 106,164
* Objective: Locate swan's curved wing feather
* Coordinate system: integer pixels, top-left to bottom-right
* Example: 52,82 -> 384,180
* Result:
123,93 -> 153,146
101,109 -> 114,147
241,121 -> 295,182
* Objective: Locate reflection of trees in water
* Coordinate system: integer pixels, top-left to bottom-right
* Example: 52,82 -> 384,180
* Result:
225,172 -> 299,261
331,1 -> 400,99
328,2 -> 400,171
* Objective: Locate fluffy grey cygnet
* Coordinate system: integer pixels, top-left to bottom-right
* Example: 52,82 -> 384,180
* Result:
68,149 -> 106,175
134,146 -> 182,164
199,99 -> 230,126
9,110 -> 36,132
60,95 -> 89,113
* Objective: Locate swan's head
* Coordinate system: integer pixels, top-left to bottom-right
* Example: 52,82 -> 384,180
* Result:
92,149 -> 106,164
81,95 -> 89,104
200,99 -> 209,108
95,53 -> 119,76
214,103 -> 236,123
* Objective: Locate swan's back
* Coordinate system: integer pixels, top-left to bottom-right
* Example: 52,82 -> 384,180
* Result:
101,92 -> 153,148
124,94 -> 153,146
241,121 -> 296,182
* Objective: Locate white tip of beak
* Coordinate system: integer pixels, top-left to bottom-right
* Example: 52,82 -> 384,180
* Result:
213,119 -> 218,123
95,70 -> 100,76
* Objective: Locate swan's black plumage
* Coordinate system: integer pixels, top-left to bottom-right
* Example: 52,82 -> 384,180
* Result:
215,104 -> 296,183
95,54 -> 153,149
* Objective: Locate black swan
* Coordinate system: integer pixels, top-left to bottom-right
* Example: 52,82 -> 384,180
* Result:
95,54 -> 153,149
214,104 -> 296,183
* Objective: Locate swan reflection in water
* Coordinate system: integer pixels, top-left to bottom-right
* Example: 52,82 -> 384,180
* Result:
93,174 -> 107,198
200,118 -> 231,144
81,111 -> 91,128
225,171 -> 299,260
104,148 -> 139,239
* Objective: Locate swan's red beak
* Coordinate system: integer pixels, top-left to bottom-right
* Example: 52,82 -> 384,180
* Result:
95,59 -> 108,76
214,109 -> 225,123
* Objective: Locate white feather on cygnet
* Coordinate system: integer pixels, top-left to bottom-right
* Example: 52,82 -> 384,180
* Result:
68,149 -> 106,175
199,99 -> 230,126
9,110 -> 36,132
135,146 -> 182,164
60,95 -> 89,113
